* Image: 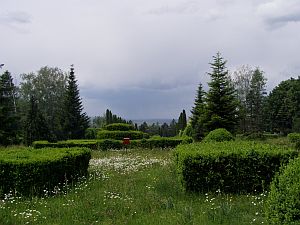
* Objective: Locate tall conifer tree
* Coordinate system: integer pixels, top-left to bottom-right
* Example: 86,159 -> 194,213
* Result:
62,66 -> 89,139
190,83 -> 206,140
204,52 -> 238,133
0,71 -> 19,145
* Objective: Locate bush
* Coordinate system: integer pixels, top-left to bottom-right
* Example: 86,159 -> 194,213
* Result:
203,128 -> 234,142
33,140 -> 98,149
0,147 -> 91,196
174,141 -> 298,193
287,133 -> 300,150
266,156 -> 300,224
97,139 -> 123,151
130,137 -> 193,149
85,128 -> 102,139
97,130 -> 149,140
105,123 -> 134,131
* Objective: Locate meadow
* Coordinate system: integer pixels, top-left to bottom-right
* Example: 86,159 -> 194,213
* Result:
0,148 -> 268,225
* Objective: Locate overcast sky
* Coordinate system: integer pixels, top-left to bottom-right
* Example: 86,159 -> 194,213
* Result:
1,0 -> 300,119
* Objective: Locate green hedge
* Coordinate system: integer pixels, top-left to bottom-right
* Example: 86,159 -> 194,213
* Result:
105,123 -> 134,131
97,130 -> 149,140
174,141 -> 298,193
266,156 -> 300,224
0,147 -> 91,196
130,137 -> 193,149
33,140 -> 99,150
33,137 -> 193,150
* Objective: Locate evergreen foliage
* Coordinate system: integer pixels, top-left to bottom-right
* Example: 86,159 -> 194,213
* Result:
0,70 -> 20,145
204,52 -> 238,133
190,83 -> 206,140
62,66 -> 89,139
265,77 -> 300,134
23,96 -> 49,145
177,109 -> 187,133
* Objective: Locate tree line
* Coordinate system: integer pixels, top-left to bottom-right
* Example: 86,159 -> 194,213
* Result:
1,53 -> 300,145
0,66 -> 89,146
189,52 -> 300,140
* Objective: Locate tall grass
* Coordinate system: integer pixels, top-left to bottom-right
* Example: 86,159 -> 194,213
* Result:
0,148 -> 267,225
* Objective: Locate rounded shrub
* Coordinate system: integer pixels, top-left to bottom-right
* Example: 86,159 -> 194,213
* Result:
266,157 -> 300,225
105,123 -> 134,131
203,128 -> 234,142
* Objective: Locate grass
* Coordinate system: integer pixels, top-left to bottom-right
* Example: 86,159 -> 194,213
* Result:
0,148 -> 267,225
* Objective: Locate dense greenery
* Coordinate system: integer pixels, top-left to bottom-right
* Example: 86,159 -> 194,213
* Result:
0,147 -> 91,196
203,128 -> 234,142
105,123 -> 134,131
266,156 -> 300,224
61,66 -> 89,139
23,96 -> 49,146
19,66 -> 67,141
32,137 -> 192,150
266,77 -> 300,134
175,141 -> 298,193
97,130 -> 148,140
0,71 -> 19,145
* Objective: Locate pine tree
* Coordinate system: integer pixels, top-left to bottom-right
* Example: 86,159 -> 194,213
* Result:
62,66 -> 89,139
24,96 -> 49,145
190,83 -> 207,140
0,71 -> 19,145
246,68 -> 267,133
204,52 -> 238,133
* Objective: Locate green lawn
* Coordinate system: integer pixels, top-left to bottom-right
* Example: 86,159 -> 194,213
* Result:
0,148 -> 267,225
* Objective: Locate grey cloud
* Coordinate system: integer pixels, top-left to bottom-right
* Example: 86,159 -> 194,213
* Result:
0,11 -> 32,24
257,0 -> 300,28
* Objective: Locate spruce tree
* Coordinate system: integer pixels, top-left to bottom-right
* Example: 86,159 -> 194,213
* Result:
62,66 -> 89,139
204,52 -> 238,133
0,71 -> 19,145
246,68 -> 267,133
24,96 -> 49,145
190,83 -> 207,140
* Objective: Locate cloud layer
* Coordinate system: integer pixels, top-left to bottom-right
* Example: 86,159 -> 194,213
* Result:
1,0 -> 300,118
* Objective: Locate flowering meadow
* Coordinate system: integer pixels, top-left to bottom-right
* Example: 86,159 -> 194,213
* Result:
0,148 -> 267,224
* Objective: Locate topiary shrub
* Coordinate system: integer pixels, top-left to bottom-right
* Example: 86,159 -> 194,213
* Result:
175,141 -> 298,193
266,156 -> 300,224
105,123 -> 134,131
97,130 -> 149,140
0,147 -> 91,196
203,128 -> 234,142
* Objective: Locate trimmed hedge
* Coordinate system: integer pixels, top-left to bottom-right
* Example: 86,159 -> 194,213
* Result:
105,123 -> 134,131
266,156 -> 300,225
33,137 -> 193,150
97,130 -> 149,140
33,140 -> 99,150
0,147 -> 91,196
130,137 -> 193,149
174,141 -> 298,193
203,128 -> 234,142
